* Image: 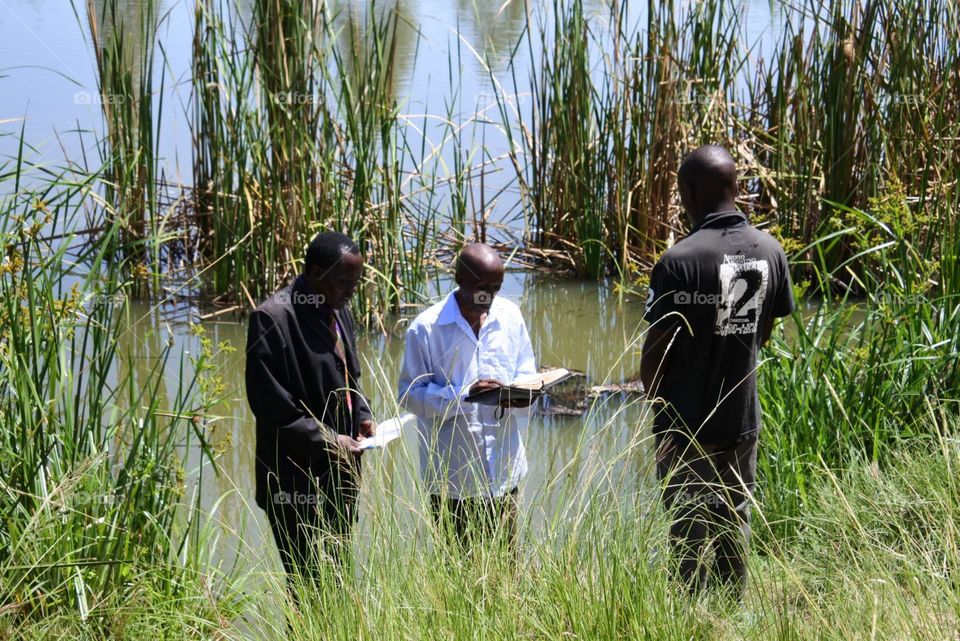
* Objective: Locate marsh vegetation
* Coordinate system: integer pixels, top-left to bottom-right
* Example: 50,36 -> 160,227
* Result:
1,0 -> 958,638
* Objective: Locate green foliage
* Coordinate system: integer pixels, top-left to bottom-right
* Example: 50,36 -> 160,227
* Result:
83,0 -> 960,306
6,1 -> 960,637
0,150 -> 232,629
757,211 -> 960,539
496,0 -> 959,284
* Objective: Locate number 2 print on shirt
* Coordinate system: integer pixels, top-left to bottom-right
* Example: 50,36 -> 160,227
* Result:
714,255 -> 769,336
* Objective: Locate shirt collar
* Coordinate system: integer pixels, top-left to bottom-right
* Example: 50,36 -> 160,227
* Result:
688,209 -> 748,235
437,292 -> 461,325
437,291 -> 502,329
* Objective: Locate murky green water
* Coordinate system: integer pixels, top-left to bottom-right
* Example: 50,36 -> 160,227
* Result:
4,0 -> 780,572
120,272 -> 653,570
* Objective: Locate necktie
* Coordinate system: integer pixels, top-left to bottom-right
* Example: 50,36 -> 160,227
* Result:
329,312 -> 353,416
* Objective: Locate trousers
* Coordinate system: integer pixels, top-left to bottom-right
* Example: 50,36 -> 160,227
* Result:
656,433 -> 758,595
430,487 -> 519,552
265,465 -> 359,586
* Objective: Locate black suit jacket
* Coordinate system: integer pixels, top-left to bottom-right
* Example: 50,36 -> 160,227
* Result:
245,275 -> 373,509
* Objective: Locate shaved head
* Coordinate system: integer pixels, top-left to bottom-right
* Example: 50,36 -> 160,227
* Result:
453,243 -> 505,322
455,243 -> 503,283
677,145 -> 739,224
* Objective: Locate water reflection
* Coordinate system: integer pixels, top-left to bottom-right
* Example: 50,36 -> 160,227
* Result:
455,0 -> 529,73
89,0 -> 161,92
329,0 -> 421,99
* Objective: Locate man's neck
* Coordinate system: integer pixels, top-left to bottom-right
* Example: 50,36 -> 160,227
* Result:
690,203 -> 741,230
692,201 -> 738,223
454,290 -> 486,337
468,314 -> 487,336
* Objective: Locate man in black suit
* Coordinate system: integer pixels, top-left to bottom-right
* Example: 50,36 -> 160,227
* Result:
245,231 -> 375,580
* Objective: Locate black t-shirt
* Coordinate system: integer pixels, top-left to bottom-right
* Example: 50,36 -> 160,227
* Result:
643,210 -> 795,444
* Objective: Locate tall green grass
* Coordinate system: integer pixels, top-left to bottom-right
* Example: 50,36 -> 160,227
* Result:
7,0 -> 959,636
2,177 -> 957,634
190,0 -> 469,324
500,0 -> 748,277
81,0 -> 165,295
247,422 -> 960,640
757,189 -> 960,539
500,0 -> 959,281
86,0 -> 960,302
7,390 -> 959,639
0,149 -> 233,631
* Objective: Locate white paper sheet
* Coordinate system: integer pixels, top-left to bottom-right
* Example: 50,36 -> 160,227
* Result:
358,413 -> 416,450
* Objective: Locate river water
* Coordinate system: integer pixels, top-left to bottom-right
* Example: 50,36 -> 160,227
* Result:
3,0 -> 784,572
118,270 -> 652,571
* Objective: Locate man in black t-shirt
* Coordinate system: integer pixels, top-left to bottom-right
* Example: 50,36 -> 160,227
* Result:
640,145 -> 795,596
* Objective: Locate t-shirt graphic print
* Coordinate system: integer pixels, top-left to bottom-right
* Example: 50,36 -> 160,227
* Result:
715,255 -> 769,337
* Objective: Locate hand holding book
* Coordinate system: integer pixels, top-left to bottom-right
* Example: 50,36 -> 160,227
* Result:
466,378 -> 533,408
464,368 -> 576,407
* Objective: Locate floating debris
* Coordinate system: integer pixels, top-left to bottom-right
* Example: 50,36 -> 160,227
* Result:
537,370 -> 644,417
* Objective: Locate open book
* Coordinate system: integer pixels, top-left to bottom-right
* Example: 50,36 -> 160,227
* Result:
463,368 -> 577,406
358,413 -> 416,450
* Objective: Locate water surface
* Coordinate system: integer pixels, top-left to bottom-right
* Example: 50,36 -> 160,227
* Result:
2,0 -> 786,572
119,271 -> 652,571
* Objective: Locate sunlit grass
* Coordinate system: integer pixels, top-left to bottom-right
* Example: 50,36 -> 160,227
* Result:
3,0 -> 960,637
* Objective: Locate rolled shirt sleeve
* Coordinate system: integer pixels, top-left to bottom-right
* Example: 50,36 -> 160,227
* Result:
398,323 -> 464,422
771,248 -> 796,318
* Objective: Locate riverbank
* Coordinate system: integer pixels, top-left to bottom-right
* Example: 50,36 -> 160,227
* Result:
2,132 -> 959,637
2,124 -> 959,639
6,408 -> 958,640
2,0 -> 959,637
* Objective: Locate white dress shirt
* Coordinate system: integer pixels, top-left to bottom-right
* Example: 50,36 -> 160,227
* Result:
398,292 -> 537,499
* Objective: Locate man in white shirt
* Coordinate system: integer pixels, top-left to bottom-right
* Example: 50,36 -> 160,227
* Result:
398,243 -> 536,550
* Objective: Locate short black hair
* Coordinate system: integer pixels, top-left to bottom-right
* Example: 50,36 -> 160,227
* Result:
677,144 -> 737,189
454,243 -> 503,282
304,231 -> 360,271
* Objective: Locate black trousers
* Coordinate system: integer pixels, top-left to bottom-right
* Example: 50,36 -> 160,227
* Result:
656,433 -> 758,596
430,487 -> 519,553
265,466 -> 359,584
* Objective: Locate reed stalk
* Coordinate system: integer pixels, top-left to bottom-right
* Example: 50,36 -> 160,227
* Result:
0,148 -> 224,622
82,0 -> 164,296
